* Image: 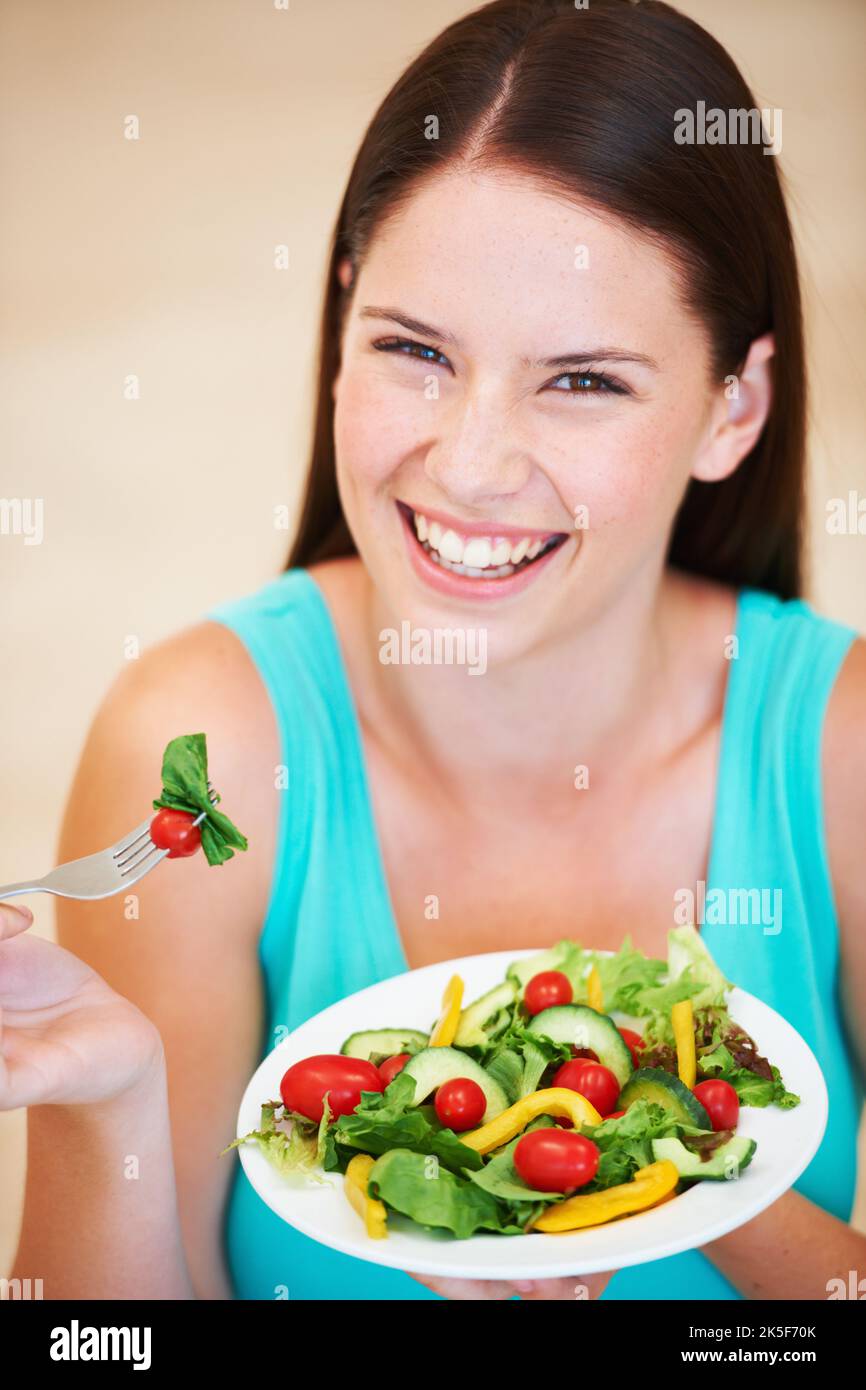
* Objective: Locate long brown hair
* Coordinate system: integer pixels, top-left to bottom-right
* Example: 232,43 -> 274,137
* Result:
288,0 -> 804,598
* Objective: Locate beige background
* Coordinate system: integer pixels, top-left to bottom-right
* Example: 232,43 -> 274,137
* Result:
2,0 -> 865,1282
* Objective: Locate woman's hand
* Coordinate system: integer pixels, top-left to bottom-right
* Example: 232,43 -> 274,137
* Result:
410,1269 -> 616,1300
0,902 -> 164,1110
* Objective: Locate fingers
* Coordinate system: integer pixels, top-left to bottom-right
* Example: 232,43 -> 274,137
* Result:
408,1273 -> 517,1300
510,1269 -> 618,1300
0,903 -> 33,941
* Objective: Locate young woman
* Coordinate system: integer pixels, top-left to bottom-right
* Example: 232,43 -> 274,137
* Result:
4,0 -> 865,1302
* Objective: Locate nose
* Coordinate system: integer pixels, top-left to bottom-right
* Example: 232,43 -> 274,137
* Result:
423,380 -> 533,507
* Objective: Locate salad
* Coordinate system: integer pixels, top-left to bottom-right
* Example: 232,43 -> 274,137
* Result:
229,927 -> 800,1240
149,732 -> 248,866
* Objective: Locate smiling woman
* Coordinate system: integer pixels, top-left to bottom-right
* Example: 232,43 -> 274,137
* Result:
7,0 -> 865,1310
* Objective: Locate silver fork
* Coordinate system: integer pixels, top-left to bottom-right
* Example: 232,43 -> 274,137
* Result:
0,783 -> 218,903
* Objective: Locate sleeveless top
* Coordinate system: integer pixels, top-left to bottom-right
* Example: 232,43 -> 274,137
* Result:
205,568 -> 863,1301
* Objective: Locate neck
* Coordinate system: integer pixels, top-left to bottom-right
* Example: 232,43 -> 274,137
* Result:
359,552 -> 693,785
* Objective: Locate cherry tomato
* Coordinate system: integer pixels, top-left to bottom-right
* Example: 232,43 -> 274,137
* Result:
150,807 -> 202,859
618,1027 -> 645,1069
378,1053 -> 411,1086
606,1110 -> 626,1120
571,1047 -> 599,1061
280,1054 -> 383,1123
514,1128 -> 600,1193
524,970 -> 573,1016
693,1078 -> 739,1132
552,1059 -> 620,1116
434,1077 -> 487,1132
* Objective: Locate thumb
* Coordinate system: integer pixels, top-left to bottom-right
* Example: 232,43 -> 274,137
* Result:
0,903 -> 34,941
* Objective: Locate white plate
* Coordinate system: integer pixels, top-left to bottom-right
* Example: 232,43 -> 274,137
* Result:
236,950 -> 827,1280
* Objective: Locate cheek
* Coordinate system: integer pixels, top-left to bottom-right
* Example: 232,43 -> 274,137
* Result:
545,405 -> 697,535
334,366 -> 432,490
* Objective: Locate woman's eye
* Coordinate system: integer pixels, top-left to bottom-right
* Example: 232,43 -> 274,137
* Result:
372,336 -> 451,368
548,370 -> 630,398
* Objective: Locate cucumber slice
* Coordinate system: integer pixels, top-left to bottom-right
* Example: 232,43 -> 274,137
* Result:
399,1046 -> 509,1120
453,981 -> 517,1047
652,1134 -> 756,1181
527,1005 -> 634,1087
619,1067 -> 712,1127
340,1028 -> 429,1061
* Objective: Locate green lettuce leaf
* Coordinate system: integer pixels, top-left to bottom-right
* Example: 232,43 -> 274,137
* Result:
331,1073 -> 484,1172
367,1149 -> 539,1237
698,1044 -> 800,1107
153,732 -> 248,866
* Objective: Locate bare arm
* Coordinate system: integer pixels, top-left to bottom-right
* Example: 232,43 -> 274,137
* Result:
16,619 -> 280,1300
14,1045 -> 195,1300
702,636 -> 866,1298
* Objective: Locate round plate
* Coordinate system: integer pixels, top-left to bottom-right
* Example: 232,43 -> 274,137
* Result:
236,950 -> 827,1280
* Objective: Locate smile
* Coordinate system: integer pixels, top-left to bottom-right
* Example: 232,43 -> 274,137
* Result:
397,501 -> 567,581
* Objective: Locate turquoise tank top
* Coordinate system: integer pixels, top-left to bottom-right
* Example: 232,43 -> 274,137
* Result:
205,568 -> 863,1301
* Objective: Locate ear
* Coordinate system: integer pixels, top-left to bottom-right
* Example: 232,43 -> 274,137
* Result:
691,332 -> 775,483
332,258 -> 356,402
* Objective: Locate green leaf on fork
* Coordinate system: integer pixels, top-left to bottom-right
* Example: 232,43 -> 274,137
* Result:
153,732 -> 248,866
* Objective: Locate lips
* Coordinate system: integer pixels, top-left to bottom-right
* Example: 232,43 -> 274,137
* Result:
397,501 -> 567,581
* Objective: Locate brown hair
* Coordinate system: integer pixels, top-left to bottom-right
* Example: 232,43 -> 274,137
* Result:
288,0 -> 804,599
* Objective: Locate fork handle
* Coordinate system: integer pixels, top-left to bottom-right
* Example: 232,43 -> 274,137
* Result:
0,880 -> 45,901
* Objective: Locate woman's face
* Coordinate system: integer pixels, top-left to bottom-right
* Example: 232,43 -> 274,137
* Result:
333,167 -> 724,662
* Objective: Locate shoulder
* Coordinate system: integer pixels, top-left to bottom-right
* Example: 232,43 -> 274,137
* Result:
62,614 -> 280,926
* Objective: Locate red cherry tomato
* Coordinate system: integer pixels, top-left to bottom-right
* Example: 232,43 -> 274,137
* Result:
618,1028 -> 645,1069
434,1077 -> 487,1132
571,1047 -> 599,1061
150,807 -> 202,859
606,1110 -> 626,1120
552,1059 -> 620,1117
524,970 -> 573,1016
693,1078 -> 739,1132
280,1054 -> 383,1123
378,1053 -> 411,1086
514,1128 -> 600,1193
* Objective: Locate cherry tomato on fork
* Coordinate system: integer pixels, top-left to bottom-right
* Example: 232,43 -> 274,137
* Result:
150,808 -> 202,858
434,1078 -> 487,1132
524,970 -> 573,1016
280,1055 -> 384,1123
378,1053 -> 411,1086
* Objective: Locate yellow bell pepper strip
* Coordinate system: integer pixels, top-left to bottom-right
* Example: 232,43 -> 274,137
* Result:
672,998 -> 696,1089
460,1087 -> 603,1154
429,974 -> 464,1046
531,1159 -> 680,1232
344,1153 -> 388,1239
586,964 -> 603,1012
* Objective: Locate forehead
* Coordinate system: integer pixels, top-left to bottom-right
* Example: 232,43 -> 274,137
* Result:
356,168 -> 697,359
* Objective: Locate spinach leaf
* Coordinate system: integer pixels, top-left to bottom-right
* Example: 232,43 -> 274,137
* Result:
153,732 -> 248,866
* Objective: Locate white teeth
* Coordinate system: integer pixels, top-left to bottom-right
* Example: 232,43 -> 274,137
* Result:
438,528 -> 464,563
409,507 -> 557,577
462,536 -> 493,569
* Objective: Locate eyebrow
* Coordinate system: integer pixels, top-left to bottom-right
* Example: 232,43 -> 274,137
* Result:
359,305 -> 660,372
